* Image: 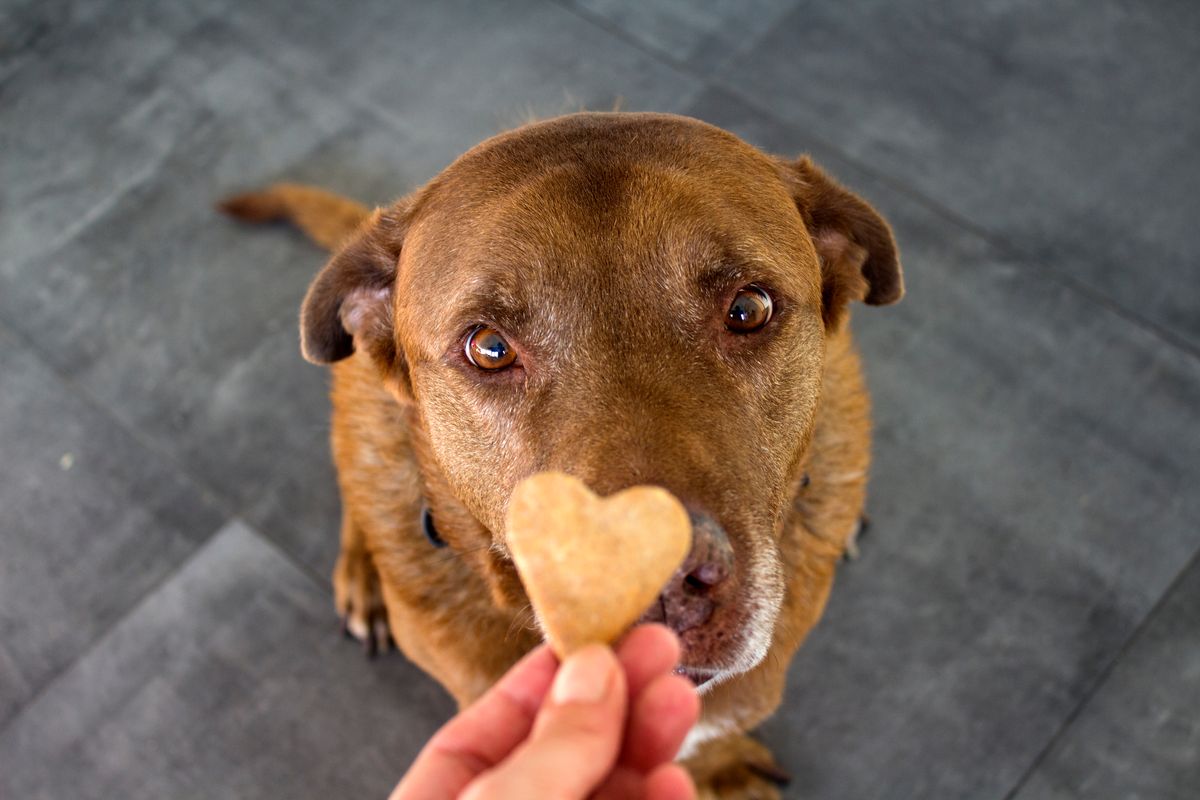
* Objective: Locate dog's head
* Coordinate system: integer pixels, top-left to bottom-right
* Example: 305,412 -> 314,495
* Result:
300,113 -> 901,688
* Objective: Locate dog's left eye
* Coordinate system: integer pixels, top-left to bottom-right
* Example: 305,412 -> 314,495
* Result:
465,325 -> 517,370
725,285 -> 773,333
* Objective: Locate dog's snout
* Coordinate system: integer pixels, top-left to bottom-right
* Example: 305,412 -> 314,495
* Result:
643,509 -> 734,635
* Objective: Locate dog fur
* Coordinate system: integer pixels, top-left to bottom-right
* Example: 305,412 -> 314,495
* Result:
221,111 -> 902,798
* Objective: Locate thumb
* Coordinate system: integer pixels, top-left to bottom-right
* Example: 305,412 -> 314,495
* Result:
461,644 -> 627,800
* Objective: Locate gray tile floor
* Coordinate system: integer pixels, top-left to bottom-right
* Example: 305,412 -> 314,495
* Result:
1,1 -> 1196,797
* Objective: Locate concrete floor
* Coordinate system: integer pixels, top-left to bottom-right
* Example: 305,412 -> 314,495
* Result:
2,1 -> 1197,797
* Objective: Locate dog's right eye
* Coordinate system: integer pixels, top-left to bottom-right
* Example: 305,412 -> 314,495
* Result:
465,326 -> 517,370
725,285 -> 773,333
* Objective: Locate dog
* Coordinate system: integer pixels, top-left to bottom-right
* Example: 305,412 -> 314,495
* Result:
221,111 -> 902,798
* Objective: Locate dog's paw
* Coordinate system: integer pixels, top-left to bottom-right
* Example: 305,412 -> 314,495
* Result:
333,547 -> 392,657
686,733 -> 789,800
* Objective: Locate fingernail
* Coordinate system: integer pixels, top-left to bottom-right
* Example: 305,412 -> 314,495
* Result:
551,645 -> 614,705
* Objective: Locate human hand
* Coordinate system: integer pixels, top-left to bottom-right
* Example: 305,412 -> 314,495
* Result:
390,624 -> 700,800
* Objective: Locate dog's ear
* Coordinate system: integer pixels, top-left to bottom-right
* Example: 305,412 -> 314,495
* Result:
782,157 -> 903,328
299,205 -> 409,381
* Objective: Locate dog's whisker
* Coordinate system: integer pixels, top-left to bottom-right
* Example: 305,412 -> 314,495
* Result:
504,603 -> 538,642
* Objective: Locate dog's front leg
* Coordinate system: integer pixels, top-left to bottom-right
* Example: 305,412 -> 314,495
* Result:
333,513 -> 392,656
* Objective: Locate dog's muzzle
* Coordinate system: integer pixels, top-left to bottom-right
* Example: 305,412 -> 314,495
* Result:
638,509 -> 741,683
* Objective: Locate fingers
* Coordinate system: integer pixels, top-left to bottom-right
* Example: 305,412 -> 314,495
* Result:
390,645 -> 558,800
616,625 -> 699,772
621,672 -> 700,771
616,623 -> 680,699
394,626 -> 697,800
593,625 -> 699,800
461,645 -> 628,800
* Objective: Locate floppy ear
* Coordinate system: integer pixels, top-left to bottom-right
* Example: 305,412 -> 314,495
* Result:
783,157 -> 903,329
299,204 -> 409,379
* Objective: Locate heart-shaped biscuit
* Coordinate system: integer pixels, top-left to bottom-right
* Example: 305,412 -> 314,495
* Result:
506,471 -> 692,657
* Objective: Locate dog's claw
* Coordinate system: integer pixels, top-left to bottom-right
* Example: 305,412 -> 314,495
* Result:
372,616 -> 392,656
842,514 -> 871,562
747,761 -> 792,787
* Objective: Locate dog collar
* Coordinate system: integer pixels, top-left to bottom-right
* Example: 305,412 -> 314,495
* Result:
421,505 -> 448,548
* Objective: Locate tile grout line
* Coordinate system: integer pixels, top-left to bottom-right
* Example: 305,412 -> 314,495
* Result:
0,509 -> 336,743
215,12 -> 431,163
1000,543 -> 1200,799
546,0 -> 693,75
0,514 -> 228,741
0,316 -> 335,738
550,0 -> 1200,367
219,2 -> 702,171
5,11 -> 425,274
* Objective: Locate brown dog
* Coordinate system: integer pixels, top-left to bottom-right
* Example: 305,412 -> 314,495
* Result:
221,112 -> 902,798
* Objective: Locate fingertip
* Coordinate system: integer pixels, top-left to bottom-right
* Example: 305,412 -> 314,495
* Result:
645,763 -> 696,800
621,623 -> 681,661
550,643 -> 623,707
637,672 -> 701,727
617,624 -> 682,699
657,673 -> 701,723
519,641 -> 559,670
493,643 -> 559,714
503,641 -> 558,678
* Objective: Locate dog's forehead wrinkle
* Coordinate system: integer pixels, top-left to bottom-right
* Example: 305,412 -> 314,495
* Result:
446,275 -> 528,335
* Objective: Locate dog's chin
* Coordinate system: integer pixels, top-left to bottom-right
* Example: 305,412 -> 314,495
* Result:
672,630 -> 769,695
673,605 -> 781,695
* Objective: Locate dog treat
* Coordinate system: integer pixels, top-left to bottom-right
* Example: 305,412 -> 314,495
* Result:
506,471 -> 692,657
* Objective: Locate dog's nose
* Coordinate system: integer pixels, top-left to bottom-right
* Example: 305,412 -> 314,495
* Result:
642,509 -> 734,634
